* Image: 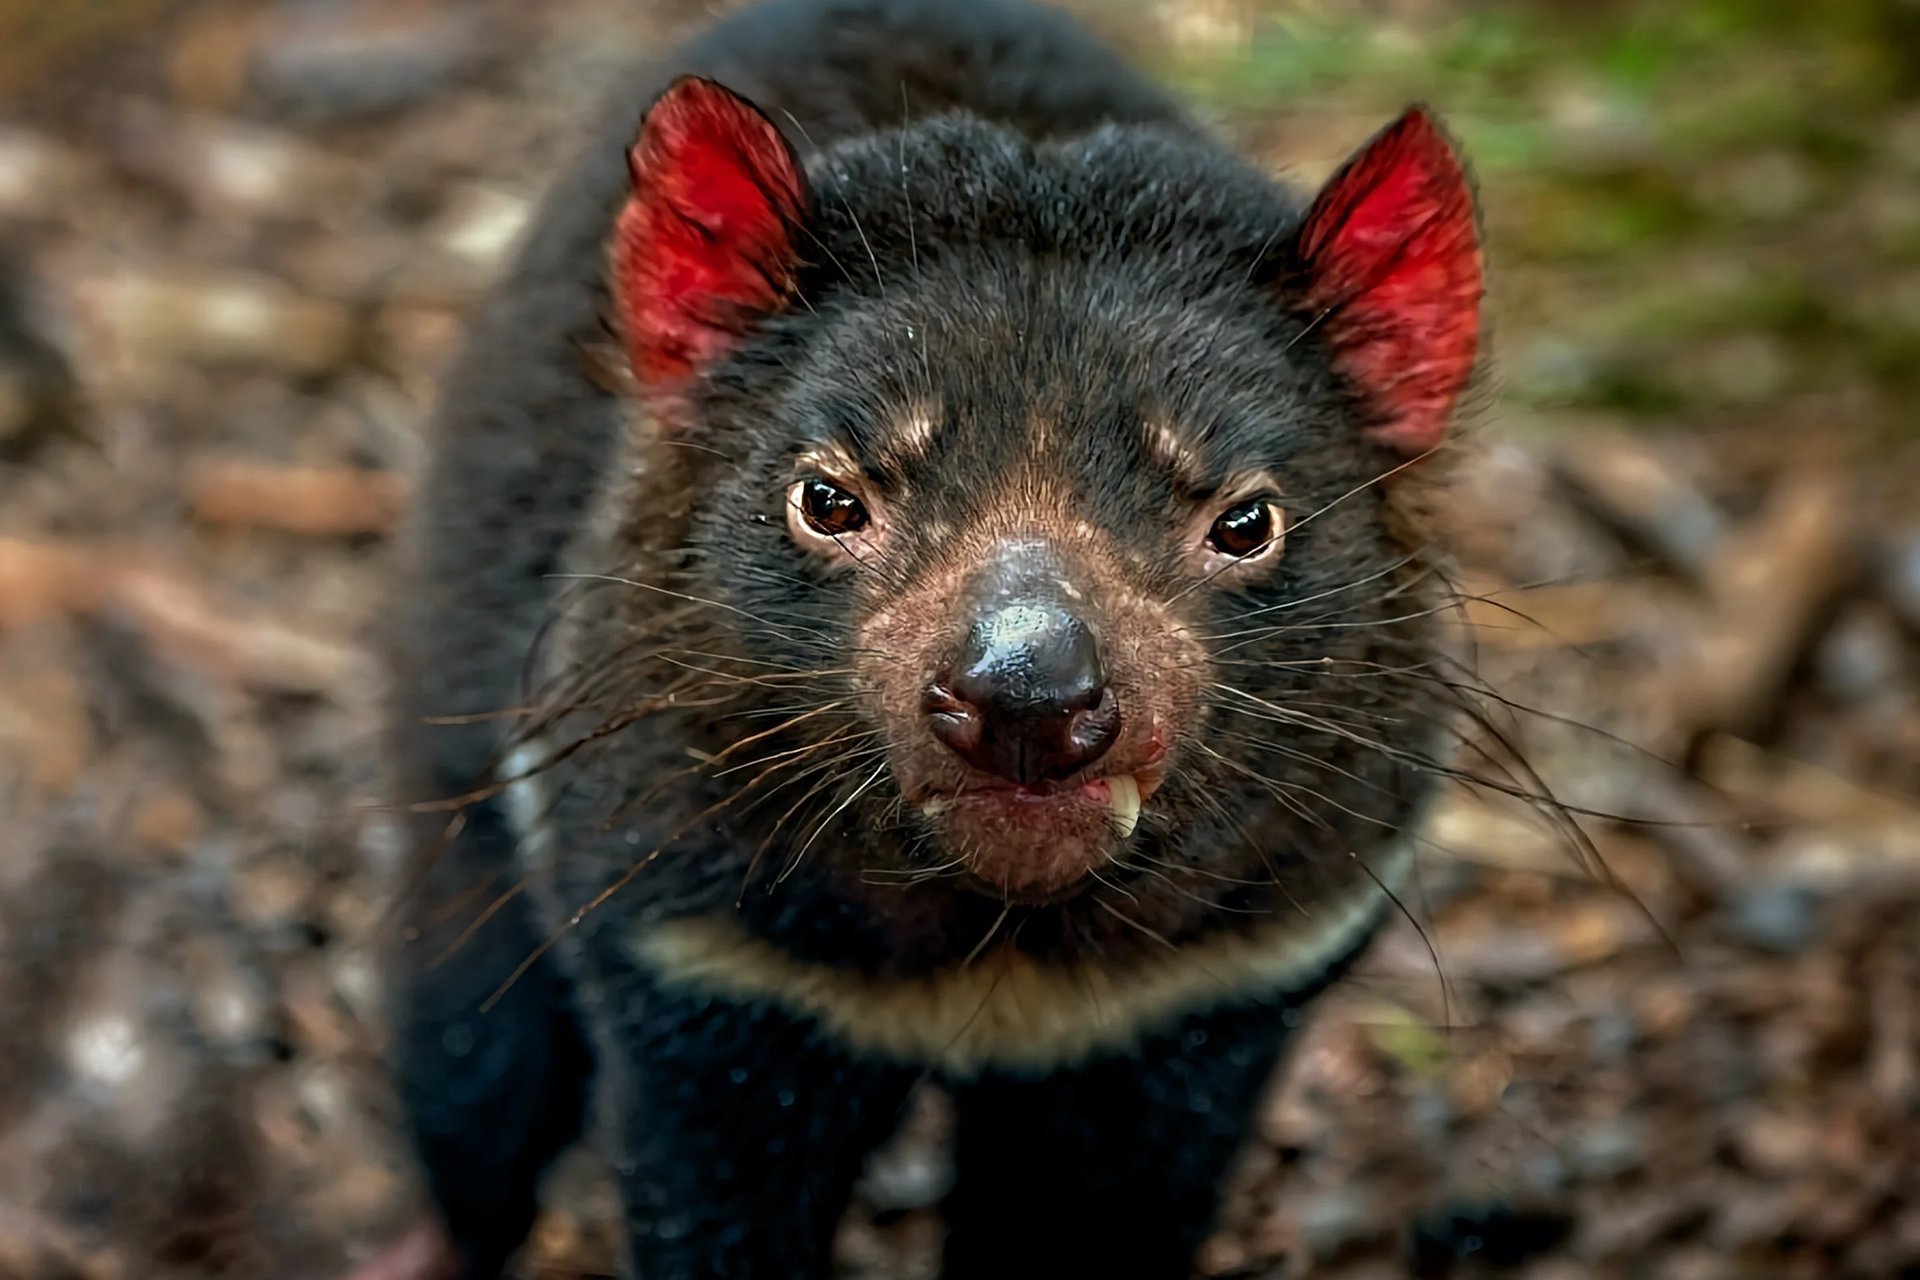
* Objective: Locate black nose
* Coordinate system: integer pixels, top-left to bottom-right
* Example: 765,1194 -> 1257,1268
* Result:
927,602 -> 1120,786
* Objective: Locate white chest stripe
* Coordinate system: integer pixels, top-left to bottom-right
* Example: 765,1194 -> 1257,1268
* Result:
630,843 -> 1411,1075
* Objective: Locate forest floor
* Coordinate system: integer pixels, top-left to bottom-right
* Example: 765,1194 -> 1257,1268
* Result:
0,1 -> 1917,1277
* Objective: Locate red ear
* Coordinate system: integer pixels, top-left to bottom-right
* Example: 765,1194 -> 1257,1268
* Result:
1296,107 -> 1483,456
611,77 -> 809,397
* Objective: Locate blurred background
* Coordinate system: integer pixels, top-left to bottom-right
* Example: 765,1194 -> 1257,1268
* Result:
0,0 -> 1915,1277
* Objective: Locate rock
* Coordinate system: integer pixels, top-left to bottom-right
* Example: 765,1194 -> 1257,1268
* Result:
428,184 -> 531,275
1882,526 -> 1920,634
1543,78 -> 1656,167
1723,878 -> 1822,955
0,128 -> 94,223
378,185 -> 533,304
1571,1117 -> 1647,1180
1816,604 -> 1908,703
252,3 -> 490,122
1297,1186 -> 1387,1261
1727,1109 -> 1822,1177
103,107 -> 366,226
86,270 -> 357,377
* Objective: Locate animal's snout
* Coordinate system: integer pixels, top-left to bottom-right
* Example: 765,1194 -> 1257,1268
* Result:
923,543 -> 1119,786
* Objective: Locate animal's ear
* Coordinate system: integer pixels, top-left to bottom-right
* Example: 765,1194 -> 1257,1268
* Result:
1293,107 -> 1483,456
611,76 -> 810,403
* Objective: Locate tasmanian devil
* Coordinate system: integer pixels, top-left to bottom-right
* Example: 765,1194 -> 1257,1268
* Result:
379,0 -> 1485,1276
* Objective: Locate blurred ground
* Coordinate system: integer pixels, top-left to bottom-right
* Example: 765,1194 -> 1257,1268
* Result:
0,1 -> 1916,1277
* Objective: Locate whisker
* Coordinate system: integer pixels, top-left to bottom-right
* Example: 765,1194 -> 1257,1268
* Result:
778,760 -> 891,883
550,571 -> 840,647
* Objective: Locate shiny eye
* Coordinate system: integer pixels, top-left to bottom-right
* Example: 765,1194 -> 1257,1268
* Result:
796,477 -> 870,537
1206,500 -> 1280,559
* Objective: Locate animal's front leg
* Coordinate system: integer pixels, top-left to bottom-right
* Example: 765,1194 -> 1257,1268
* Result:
583,950 -> 920,1279
941,1000 -> 1300,1280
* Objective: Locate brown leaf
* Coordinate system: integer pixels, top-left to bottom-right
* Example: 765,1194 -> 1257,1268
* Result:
190,461 -> 409,539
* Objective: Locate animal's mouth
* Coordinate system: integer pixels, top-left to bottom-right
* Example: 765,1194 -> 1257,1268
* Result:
915,766 -> 1167,902
920,769 -> 1164,835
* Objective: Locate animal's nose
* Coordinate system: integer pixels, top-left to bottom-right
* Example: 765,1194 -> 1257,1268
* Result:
926,601 -> 1120,786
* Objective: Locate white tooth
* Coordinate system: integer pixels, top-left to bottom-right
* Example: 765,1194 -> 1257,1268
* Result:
1106,774 -> 1141,838
921,798 -> 950,819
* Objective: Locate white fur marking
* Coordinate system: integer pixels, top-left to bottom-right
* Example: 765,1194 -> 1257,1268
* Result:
630,842 -> 1412,1074
68,1014 -> 143,1086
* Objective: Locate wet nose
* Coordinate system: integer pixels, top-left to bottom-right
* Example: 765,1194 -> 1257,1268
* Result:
926,601 -> 1120,786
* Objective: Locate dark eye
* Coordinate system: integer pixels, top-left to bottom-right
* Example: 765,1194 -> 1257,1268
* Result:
797,478 -> 870,537
1207,500 -> 1278,558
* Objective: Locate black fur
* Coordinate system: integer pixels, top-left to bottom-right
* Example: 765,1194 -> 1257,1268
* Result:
389,804 -> 593,1279
943,1005 -> 1297,1280
575,946 -> 920,1279
384,1 -> 1463,1275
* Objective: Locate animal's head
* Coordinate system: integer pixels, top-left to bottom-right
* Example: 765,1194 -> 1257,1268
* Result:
595,77 -> 1482,909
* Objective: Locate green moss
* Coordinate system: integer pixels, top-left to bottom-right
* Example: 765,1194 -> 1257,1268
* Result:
1361,1003 -> 1454,1076
1121,0 -> 1917,442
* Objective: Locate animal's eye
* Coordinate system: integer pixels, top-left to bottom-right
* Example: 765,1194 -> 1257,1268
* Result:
796,477 -> 870,537
1206,500 -> 1280,559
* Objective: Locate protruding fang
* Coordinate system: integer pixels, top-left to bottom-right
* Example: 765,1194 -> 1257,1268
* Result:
1106,774 -> 1142,838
